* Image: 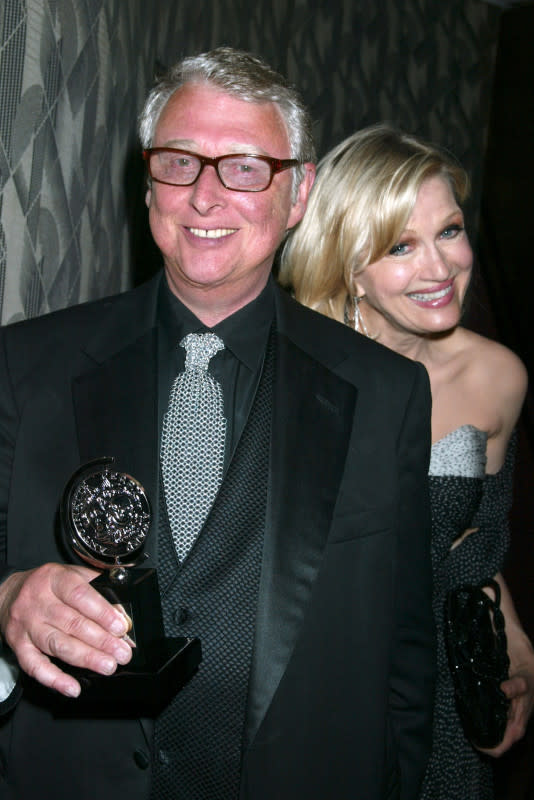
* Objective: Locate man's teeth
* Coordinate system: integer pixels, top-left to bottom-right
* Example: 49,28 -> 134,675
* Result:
188,227 -> 236,238
409,285 -> 452,301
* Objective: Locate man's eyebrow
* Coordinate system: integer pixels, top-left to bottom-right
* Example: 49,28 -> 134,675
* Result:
158,138 -> 195,149
156,139 -> 271,156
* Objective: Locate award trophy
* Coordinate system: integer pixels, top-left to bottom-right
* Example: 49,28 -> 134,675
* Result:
57,457 -> 201,714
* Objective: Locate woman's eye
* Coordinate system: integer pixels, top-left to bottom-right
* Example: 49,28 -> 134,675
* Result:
389,242 -> 410,256
441,224 -> 463,239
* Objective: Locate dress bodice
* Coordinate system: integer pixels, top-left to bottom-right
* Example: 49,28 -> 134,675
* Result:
429,425 -> 488,572
429,424 -> 487,478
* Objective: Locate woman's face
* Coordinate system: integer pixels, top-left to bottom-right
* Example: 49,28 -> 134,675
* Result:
354,175 -> 473,341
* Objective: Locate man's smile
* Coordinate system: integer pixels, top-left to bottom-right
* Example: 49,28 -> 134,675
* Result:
187,227 -> 237,239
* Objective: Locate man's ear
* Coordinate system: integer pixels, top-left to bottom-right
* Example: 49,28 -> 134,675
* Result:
287,163 -> 316,230
145,187 -> 152,207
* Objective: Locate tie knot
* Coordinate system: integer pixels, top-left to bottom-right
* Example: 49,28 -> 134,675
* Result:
180,332 -> 224,371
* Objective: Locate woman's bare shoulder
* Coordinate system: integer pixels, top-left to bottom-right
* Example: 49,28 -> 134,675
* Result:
456,328 -> 527,401
452,329 -> 527,470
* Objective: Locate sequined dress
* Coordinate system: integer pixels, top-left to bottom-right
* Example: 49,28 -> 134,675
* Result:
420,425 -> 515,800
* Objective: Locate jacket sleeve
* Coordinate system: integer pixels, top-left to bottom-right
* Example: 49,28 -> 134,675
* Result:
389,362 -> 436,800
0,329 -> 23,710
0,329 -> 18,575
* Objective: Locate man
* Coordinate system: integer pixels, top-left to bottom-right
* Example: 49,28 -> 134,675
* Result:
0,47 -> 434,799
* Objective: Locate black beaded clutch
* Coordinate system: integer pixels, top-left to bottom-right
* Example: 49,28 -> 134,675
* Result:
445,578 -> 510,749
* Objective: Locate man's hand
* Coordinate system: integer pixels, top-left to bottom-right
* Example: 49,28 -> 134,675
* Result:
0,563 -> 133,697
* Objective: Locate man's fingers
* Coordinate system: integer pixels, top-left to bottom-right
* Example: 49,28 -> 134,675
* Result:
0,563 -> 134,696
14,638 -> 82,698
15,619 -> 132,698
49,566 -> 130,636
39,605 -> 133,666
21,570 -> 133,667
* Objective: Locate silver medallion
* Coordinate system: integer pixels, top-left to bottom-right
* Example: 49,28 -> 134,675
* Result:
63,458 -> 150,568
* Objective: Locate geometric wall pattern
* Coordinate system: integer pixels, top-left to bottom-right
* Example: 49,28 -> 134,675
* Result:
0,0 -> 162,322
0,0 -> 501,324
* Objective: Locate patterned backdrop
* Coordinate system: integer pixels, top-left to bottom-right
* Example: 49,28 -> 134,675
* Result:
0,0 -> 501,324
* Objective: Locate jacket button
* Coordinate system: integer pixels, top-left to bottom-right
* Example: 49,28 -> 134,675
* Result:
133,749 -> 150,770
173,606 -> 190,625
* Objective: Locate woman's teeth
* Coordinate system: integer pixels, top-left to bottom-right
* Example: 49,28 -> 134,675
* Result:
409,285 -> 452,301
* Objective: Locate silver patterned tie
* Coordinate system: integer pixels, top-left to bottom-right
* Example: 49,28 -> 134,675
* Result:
161,332 -> 227,561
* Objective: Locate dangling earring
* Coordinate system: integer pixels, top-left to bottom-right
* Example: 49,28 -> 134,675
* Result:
353,295 -> 371,338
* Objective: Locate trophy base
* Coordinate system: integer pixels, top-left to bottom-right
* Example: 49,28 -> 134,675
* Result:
42,636 -> 201,717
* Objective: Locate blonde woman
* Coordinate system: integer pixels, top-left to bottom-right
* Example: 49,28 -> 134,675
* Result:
280,124 -> 534,800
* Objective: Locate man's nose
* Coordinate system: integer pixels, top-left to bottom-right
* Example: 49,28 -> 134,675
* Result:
190,164 -> 226,212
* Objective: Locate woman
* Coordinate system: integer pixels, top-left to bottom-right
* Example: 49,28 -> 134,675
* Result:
280,124 -> 534,800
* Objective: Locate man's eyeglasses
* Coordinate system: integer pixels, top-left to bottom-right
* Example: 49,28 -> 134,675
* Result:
143,148 -> 301,192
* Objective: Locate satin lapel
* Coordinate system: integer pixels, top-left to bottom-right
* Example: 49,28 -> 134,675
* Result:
73,333 -> 158,502
66,278 -> 161,745
72,277 -> 161,561
244,306 -> 357,746
73,342 -> 157,749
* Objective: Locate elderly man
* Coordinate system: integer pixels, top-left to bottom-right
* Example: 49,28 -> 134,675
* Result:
0,47 -> 434,800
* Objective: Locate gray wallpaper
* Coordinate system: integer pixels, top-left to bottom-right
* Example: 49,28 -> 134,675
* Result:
0,0 -> 501,324
0,0 -> 163,322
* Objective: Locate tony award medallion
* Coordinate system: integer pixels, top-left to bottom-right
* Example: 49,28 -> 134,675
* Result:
59,457 -> 201,714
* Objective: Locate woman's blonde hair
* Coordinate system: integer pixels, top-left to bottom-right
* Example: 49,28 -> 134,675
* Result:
279,123 -> 469,322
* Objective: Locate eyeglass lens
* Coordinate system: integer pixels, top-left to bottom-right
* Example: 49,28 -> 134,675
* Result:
150,151 -> 273,190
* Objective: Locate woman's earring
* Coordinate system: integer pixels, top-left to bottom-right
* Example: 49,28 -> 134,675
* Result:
353,295 -> 363,333
353,295 -> 371,337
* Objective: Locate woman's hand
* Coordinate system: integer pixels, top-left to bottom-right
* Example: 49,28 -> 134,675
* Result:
478,574 -> 534,757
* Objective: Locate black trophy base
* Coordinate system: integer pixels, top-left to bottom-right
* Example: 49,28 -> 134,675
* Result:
42,636 -> 201,717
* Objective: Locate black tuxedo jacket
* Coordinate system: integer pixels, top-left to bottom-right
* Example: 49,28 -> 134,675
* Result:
0,274 -> 434,800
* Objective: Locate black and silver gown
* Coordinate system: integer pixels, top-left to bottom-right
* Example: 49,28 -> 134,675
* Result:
420,425 -> 515,800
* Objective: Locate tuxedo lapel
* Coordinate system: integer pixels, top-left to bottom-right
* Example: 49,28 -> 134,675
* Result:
69,278 -> 162,748
244,289 -> 357,746
71,276 -> 161,558
73,332 -> 158,494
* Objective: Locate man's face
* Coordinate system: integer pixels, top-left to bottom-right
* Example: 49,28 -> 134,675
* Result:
146,82 -> 314,320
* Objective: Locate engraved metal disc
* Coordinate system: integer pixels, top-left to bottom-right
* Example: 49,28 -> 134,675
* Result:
64,462 -> 150,568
